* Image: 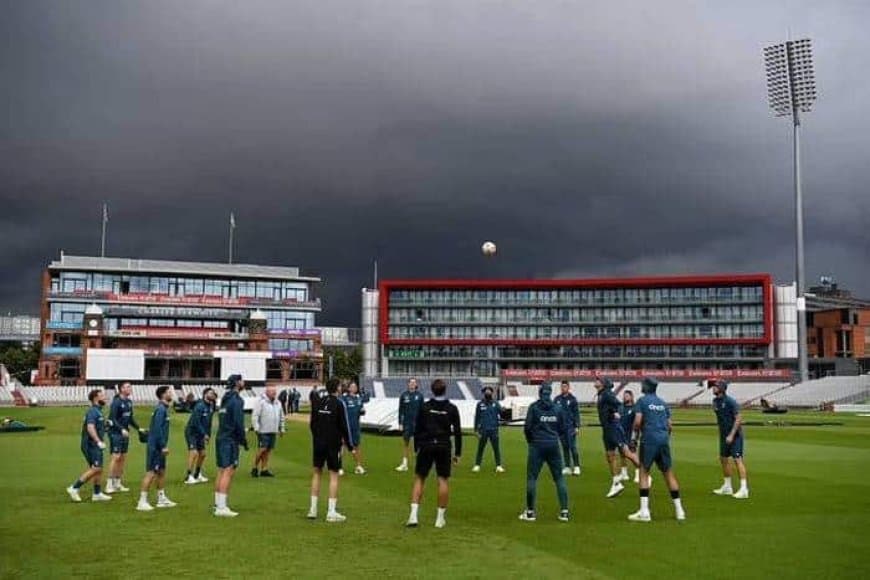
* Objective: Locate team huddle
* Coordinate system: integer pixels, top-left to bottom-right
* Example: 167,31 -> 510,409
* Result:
65,374 -> 749,525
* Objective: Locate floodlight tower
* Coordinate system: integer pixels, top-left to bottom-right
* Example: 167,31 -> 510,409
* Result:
764,38 -> 817,383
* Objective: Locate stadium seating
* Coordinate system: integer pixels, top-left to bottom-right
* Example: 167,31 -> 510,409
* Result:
690,382 -> 790,406
765,376 -> 870,408
361,378 -> 484,401
0,386 -> 14,406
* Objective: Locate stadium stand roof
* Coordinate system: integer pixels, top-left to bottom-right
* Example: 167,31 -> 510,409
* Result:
50,254 -> 319,282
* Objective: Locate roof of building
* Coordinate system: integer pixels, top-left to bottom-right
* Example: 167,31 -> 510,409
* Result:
49,255 -> 319,283
806,294 -> 870,312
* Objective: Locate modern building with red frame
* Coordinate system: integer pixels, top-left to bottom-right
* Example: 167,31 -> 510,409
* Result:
363,274 -> 796,380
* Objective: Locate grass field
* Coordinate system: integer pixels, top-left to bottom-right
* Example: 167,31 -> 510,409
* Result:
1,406 -> 869,579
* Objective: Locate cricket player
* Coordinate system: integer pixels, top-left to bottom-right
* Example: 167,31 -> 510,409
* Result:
106,382 -> 141,494
628,377 -> 686,522
251,385 -> 285,478
395,378 -> 424,472
66,389 -> 113,503
595,377 -> 641,498
184,387 -> 217,484
136,386 -> 177,511
554,380 -> 581,476
710,379 -> 750,499
619,389 -> 640,483
472,386 -> 504,473
406,379 -> 462,529
214,374 -> 249,517
308,377 -> 352,522
519,383 -> 570,522
342,382 -> 367,475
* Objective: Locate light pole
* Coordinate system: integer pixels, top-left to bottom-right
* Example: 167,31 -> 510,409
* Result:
764,38 -> 817,383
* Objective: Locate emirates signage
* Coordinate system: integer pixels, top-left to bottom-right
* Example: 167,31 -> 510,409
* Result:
501,368 -> 792,380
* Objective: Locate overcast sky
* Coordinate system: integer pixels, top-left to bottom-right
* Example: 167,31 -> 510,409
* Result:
2,1 -> 868,325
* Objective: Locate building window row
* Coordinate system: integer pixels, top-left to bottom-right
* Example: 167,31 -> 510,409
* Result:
388,305 -> 763,324
52,271 -> 310,302
388,323 -> 766,341
389,286 -> 764,306
387,360 -> 764,377
268,339 -> 315,352
387,344 -> 768,360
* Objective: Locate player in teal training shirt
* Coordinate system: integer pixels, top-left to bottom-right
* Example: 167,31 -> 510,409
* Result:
66,389 -> 113,503
628,377 -> 685,523
519,383 -> 570,522
710,379 -> 750,499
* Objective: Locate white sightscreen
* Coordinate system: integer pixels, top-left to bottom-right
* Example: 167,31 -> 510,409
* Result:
86,349 -> 145,381
213,352 -> 270,382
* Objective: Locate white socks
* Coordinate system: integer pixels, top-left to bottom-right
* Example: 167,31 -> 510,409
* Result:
723,477 -> 733,490
639,496 -> 650,513
620,468 -> 628,479
673,498 -> 684,512
409,503 -> 419,522
612,475 -> 622,484
157,489 -> 166,501
435,507 -> 446,526
739,478 -> 748,491
215,493 -> 227,509
327,498 -> 338,515
139,492 -> 148,504
309,496 -> 318,513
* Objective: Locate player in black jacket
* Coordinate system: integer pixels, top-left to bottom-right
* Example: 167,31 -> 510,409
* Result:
307,378 -> 352,523
406,379 -> 462,529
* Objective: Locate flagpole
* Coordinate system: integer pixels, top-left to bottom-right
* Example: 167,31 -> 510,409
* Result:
100,203 -> 108,258
228,212 -> 235,264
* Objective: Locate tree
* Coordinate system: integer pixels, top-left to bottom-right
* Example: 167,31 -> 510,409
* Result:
0,342 -> 40,385
324,346 -> 363,381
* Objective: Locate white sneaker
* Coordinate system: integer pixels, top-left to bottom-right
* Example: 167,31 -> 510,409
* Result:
395,463 -> 408,472
214,506 -> 239,518
307,509 -> 317,520
66,486 -> 82,503
471,465 -> 481,473
732,488 -> 750,500
156,497 -> 177,508
619,472 -> 630,482
434,518 -> 446,529
116,483 -> 130,492
561,467 -> 571,475
104,483 -> 116,495
606,482 -> 625,498
184,476 -> 197,485
628,510 -> 651,522
518,510 -> 537,522
558,510 -> 570,522
572,466 -> 581,476
495,465 -> 505,473
676,509 -> 687,521
92,493 -> 113,502
136,502 -> 154,512
196,474 -> 209,483
354,466 -> 366,475
338,469 -> 345,476
406,518 -> 419,528
713,484 -> 734,496
326,511 -> 347,523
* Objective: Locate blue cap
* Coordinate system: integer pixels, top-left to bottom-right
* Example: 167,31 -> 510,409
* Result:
641,377 -> 658,394
538,382 -> 553,400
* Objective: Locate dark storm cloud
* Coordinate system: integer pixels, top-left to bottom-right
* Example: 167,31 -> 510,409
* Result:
2,1 -> 869,325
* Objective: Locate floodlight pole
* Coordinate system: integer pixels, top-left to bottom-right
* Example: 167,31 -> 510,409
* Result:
793,108 -> 809,383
